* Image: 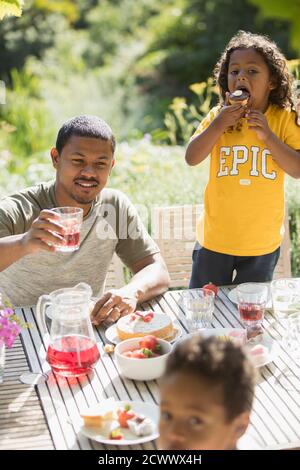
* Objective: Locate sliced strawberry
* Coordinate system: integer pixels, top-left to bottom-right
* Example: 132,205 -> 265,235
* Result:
131,350 -> 147,359
110,428 -> 124,440
143,312 -> 154,322
139,335 -> 158,351
117,407 -> 136,428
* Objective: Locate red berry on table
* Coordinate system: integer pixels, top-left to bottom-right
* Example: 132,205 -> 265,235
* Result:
203,282 -> 218,296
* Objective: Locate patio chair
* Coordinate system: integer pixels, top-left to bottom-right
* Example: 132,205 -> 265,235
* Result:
152,204 -> 203,288
105,254 -> 125,290
273,206 -> 291,279
152,204 -> 291,288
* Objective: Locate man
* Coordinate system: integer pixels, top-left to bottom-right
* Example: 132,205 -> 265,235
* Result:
0,115 -> 170,324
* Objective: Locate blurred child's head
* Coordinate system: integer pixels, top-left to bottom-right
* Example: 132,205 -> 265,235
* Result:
158,335 -> 256,450
214,30 -> 295,112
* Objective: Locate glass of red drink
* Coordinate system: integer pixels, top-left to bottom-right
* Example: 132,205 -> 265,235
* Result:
52,207 -> 83,253
236,283 -> 269,328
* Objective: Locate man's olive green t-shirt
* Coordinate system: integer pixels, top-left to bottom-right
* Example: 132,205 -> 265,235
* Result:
0,181 -> 159,306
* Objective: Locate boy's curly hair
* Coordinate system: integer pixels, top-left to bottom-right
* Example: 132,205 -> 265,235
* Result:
214,30 -> 296,112
164,335 -> 256,422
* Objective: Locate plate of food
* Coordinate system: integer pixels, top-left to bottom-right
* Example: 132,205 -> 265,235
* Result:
105,311 -> 183,345
198,328 -> 248,346
79,399 -> 159,445
244,334 -> 279,368
228,287 -> 272,309
186,328 -> 278,368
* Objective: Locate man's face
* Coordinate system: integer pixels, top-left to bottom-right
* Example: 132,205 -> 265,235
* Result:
158,371 -> 249,450
51,135 -> 115,209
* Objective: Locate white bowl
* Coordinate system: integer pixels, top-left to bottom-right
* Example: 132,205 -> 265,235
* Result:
114,338 -> 172,381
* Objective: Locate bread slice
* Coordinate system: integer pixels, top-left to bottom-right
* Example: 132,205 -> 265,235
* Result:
80,399 -> 114,428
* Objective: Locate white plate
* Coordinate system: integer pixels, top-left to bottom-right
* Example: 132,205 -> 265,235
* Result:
185,328 -> 278,368
105,322 -> 183,345
228,287 -> 272,309
198,327 -> 247,341
79,400 -> 159,445
244,333 -> 279,368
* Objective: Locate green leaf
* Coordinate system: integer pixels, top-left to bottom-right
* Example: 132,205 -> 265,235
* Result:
141,348 -> 154,357
0,0 -> 23,20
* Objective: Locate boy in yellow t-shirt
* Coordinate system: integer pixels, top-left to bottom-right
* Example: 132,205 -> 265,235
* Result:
186,31 -> 300,287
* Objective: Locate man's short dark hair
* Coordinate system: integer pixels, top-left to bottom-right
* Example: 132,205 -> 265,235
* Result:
164,335 -> 256,421
55,115 -> 116,154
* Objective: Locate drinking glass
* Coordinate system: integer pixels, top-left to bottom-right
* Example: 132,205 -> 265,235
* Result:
270,278 -> 300,320
236,283 -> 268,328
283,312 -> 300,360
52,207 -> 83,252
181,289 -> 215,331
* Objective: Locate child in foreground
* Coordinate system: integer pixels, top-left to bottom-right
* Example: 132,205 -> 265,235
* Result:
158,335 -> 256,450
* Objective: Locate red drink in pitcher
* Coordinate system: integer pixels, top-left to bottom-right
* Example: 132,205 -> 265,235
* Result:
47,336 -> 100,377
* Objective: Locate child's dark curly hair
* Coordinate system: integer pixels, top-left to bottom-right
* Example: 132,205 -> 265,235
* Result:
214,30 -> 296,112
163,335 -> 256,422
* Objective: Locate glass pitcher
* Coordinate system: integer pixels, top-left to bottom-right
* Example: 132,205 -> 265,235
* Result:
36,283 -> 100,377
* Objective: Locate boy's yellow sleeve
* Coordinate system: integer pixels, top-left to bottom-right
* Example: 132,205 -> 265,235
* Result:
284,110 -> 300,149
190,106 -> 221,141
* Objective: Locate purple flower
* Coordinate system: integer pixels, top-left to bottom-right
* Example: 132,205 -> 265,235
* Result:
0,300 -> 26,348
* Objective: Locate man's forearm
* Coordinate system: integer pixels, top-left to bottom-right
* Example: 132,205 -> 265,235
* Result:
119,262 -> 170,304
185,118 -> 225,166
265,133 -> 300,178
0,234 -> 26,272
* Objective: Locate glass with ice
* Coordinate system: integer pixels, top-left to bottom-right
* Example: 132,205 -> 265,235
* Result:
270,278 -> 300,320
52,207 -> 83,252
181,289 -> 215,331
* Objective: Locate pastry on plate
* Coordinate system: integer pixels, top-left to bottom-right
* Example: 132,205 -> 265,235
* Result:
116,311 -> 174,341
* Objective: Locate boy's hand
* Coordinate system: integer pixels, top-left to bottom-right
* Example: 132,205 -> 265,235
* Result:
245,110 -> 273,141
21,209 -> 65,255
215,92 -> 246,131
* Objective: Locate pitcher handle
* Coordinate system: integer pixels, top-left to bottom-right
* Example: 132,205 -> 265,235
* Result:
36,295 -> 51,346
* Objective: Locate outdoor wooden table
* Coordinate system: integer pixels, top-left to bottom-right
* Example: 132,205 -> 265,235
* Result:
1,287 -> 299,450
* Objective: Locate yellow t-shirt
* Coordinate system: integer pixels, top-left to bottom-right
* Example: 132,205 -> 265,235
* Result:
193,104 -> 300,256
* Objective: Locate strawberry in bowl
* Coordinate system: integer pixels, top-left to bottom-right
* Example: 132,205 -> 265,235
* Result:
115,336 -> 172,381
122,335 -> 162,359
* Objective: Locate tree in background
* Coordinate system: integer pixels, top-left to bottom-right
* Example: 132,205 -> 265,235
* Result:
0,0 -> 23,20
250,0 -> 300,53
139,0 -> 295,101
0,0 -> 84,81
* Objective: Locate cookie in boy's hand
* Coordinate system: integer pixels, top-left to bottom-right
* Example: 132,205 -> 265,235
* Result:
228,89 -> 249,106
